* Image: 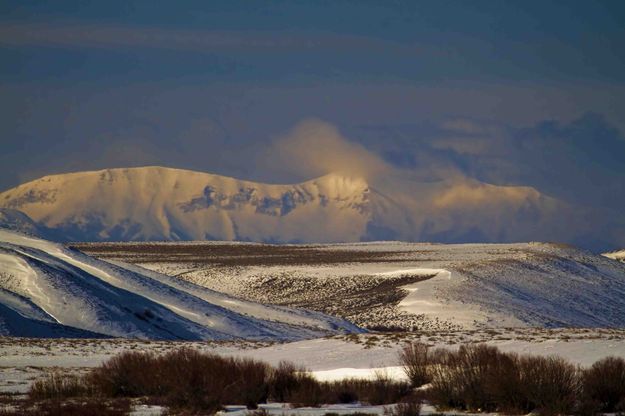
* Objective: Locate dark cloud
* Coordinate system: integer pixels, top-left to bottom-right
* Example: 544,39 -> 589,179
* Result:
1,3 -> 624,250
3,80 -> 624,189
355,113 -> 625,211
0,22 -> 418,55
351,113 -> 625,251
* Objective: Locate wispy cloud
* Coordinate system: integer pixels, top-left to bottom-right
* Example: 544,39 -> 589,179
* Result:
0,21 -> 419,54
259,119 -> 392,181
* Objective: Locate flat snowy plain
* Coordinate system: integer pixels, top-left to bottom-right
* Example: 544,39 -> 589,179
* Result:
2,330 -> 625,414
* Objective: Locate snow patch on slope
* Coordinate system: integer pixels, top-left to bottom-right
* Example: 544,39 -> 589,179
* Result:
604,249 -> 625,263
394,269 -> 525,328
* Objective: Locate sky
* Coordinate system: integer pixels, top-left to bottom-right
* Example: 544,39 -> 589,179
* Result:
1,1 -> 624,249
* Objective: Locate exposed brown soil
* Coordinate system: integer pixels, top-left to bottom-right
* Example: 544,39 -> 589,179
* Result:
71,243 -> 409,266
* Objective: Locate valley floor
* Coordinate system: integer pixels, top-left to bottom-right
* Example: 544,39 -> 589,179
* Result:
3,238 -> 625,413
2,328 -> 625,394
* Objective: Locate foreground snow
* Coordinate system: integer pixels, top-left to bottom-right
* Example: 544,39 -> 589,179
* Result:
2,331 -> 624,416
2,330 -> 625,394
219,403 -> 490,416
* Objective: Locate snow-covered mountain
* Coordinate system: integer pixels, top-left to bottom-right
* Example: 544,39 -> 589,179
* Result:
0,166 -> 565,243
0,229 -> 359,339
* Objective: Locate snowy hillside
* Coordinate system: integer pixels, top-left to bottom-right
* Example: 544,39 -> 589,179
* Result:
0,166 -> 564,243
604,249 -> 625,263
83,240 -> 625,330
0,229 -> 359,340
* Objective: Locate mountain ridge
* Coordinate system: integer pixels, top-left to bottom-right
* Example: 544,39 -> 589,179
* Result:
0,167 -> 372,242
0,166 -> 566,244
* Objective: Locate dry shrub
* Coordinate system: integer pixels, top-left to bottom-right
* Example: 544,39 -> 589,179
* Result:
581,356 -> 625,413
484,351 -> 525,413
450,344 -> 501,410
269,361 -> 304,402
321,374 -> 410,406
427,348 -> 458,409
152,348 -> 232,412
232,357 -> 271,409
268,361 -> 411,407
426,344 -> 579,414
518,355 -> 579,415
287,372 -> 327,407
428,344 -> 504,411
155,348 -> 270,412
23,344 -> 625,415
29,372 -> 90,400
88,347 -> 271,413
82,348 -> 410,411
88,350 -> 158,397
37,399 -> 131,416
363,372 -> 412,405
398,342 -> 430,387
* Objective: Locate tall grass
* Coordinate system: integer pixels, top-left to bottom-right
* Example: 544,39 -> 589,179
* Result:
398,342 -> 430,387
29,373 -> 90,400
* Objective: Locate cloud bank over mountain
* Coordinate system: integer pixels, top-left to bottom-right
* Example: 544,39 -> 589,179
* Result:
1,113 -> 624,251
260,119 -> 392,180
1,2 -> 624,250
350,113 -> 625,250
